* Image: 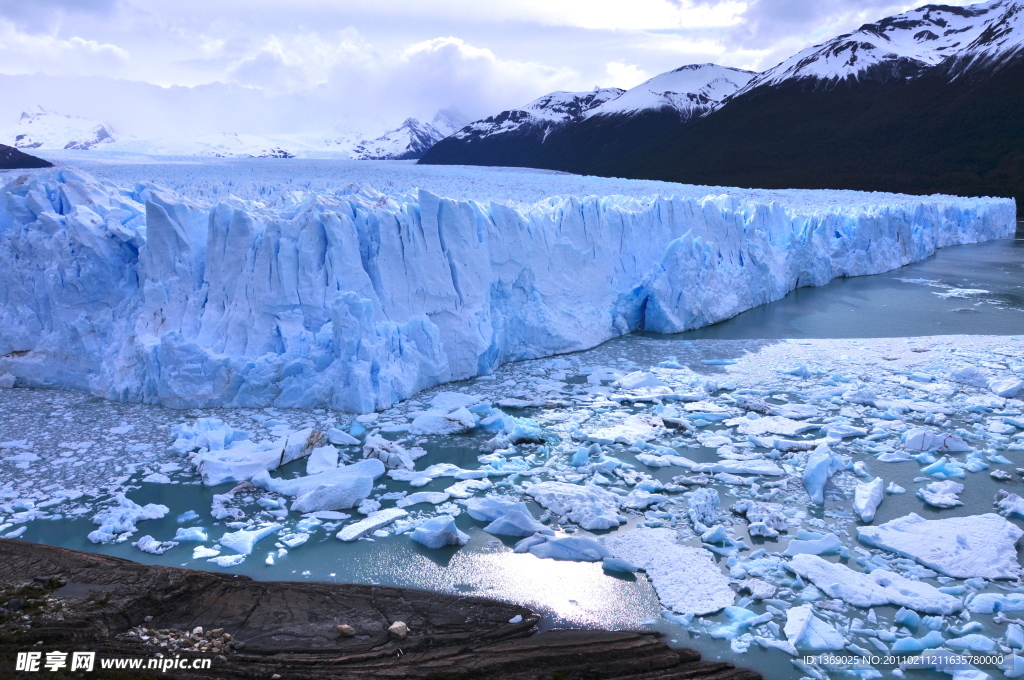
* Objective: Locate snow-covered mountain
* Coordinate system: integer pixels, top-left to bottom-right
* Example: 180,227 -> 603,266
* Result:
447,88 -> 624,143
421,0 -> 1024,206
1,106 -> 118,151
420,65 -> 756,165
2,107 -> 463,160
738,0 -> 1023,92
352,110 -> 470,160
585,64 -> 755,119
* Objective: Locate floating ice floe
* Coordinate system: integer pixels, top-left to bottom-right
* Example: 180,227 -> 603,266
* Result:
87,494 -> 169,544
854,477 -> 884,522
336,508 -> 408,541
409,516 -> 470,549
220,524 -> 282,555
585,414 -> 666,445
858,513 -> 1023,579
802,444 -> 846,504
133,535 -> 178,555
514,534 -> 609,561
783,604 -> 846,652
251,458 -> 385,512
903,428 -> 971,453
916,480 -> 964,508
605,528 -> 734,615
788,554 -> 962,614
524,481 -> 625,530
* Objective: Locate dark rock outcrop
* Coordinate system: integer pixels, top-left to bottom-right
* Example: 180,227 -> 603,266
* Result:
0,144 -> 52,170
0,539 -> 760,679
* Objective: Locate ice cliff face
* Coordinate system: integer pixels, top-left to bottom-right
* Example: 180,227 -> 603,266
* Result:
0,168 -> 1015,412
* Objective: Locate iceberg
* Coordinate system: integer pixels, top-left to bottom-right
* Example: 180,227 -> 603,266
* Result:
802,443 -> 846,504
858,513 -> 1023,579
336,507 -> 408,541
1,168 -> 1012,412
87,493 -> 169,544
784,604 -> 846,651
409,516 -> 470,549
854,477 -> 884,522
514,534 -> 609,561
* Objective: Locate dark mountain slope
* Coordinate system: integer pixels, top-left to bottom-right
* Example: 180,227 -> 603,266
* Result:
0,143 -> 52,169
598,56 -> 1023,207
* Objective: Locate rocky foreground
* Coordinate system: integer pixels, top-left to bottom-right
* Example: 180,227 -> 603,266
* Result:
0,539 -> 759,679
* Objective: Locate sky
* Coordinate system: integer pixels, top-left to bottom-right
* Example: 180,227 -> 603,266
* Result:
0,0 -> 983,138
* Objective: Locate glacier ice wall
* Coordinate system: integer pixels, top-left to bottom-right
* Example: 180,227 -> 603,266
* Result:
0,168 -> 1015,411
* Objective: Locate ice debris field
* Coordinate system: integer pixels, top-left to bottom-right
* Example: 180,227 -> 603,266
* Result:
0,158 -> 1022,679
0,159 -> 1015,411
3,332 -> 1024,679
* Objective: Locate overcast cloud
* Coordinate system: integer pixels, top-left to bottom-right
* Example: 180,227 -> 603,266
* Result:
0,0 -> 981,136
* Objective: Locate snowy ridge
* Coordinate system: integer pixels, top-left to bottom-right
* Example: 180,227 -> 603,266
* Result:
1,107 -> 463,160
1,106 -> 117,151
585,64 -> 755,119
738,0 -> 1023,92
450,88 -> 624,141
0,166 -> 1014,411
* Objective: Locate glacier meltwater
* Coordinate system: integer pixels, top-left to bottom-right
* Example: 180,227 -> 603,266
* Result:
0,164 -> 1015,412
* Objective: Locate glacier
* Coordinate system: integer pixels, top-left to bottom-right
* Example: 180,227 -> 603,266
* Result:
0,164 -> 1015,412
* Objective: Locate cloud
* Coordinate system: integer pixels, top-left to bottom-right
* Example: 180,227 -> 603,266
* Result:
0,19 -> 129,76
605,61 -> 650,89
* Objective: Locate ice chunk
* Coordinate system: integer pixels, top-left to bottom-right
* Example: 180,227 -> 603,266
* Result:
802,443 -> 845,504
917,480 -> 964,508
409,407 -> 477,435
602,557 -> 638,573
409,516 -> 470,549
989,377 -> 1023,398
336,508 -> 408,541
327,427 -> 360,446
251,459 -> 385,497
363,435 -> 424,470
220,524 -> 282,555
615,371 -> 667,390
688,488 -> 719,530
134,535 -> 178,555
483,509 -> 553,537
192,546 -> 220,559
858,513 -> 1023,579
586,414 -> 665,445
690,460 -> 784,476
783,532 -> 841,556
733,416 -> 820,437
996,491 -> 1024,519
173,526 -> 208,541
463,496 -> 529,521
388,462 -> 463,487
396,491 -> 451,508
208,554 -> 246,567
605,528 -> 734,614
903,428 -> 971,452
966,593 -> 1024,614
784,604 -> 846,651
524,481 -> 624,530
290,475 -> 375,512
430,392 -> 481,411
788,554 -> 962,615
854,477 -> 884,522
514,534 -> 609,561
306,445 -> 339,475
87,494 -> 169,544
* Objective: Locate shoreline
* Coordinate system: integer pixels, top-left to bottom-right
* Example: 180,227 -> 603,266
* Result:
0,539 -> 760,679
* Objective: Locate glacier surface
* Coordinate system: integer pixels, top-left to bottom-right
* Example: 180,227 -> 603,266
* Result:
0,163 -> 1015,411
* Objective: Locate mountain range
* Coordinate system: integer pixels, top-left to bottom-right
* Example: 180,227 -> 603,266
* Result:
0,107 -> 468,161
420,0 -> 1024,206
